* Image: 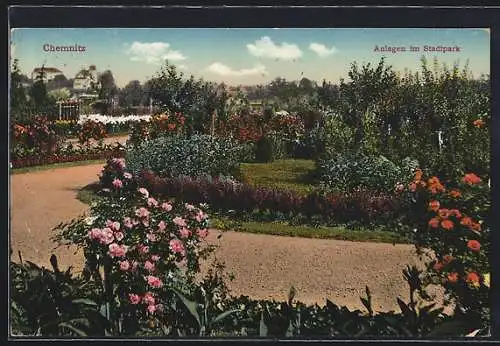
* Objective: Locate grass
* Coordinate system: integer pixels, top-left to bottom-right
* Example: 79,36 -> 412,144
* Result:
76,183 -> 102,204
210,216 -> 409,244
240,159 -> 318,195
11,159 -> 106,175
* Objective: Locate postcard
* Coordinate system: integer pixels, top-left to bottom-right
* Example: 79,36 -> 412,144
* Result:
9,24 -> 491,339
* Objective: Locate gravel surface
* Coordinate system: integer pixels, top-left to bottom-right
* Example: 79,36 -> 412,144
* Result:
10,163 -> 449,312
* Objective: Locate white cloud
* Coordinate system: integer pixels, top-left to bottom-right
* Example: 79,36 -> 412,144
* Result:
207,62 -> 268,77
125,41 -> 187,65
177,64 -> 188,70
309,43 -> 337,57
246,36 -> 302,60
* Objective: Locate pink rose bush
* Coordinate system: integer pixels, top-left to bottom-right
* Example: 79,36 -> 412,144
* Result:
56,180 -> 213,323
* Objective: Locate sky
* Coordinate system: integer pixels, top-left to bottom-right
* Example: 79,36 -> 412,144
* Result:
10,28 -> 490,88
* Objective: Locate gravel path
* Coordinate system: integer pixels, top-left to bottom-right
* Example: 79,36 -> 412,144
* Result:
10,163 -> 447,312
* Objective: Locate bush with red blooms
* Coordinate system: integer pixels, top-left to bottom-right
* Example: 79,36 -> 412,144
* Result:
11,116 -> 61,157
218,112 -> 264,143
78,120 -> 107,146
400,168 -> 490,323
149,112 -> 186,139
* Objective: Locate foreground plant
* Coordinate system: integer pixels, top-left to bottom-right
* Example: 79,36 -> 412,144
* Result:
53,177 -> 215,335
400,169 -> 490,327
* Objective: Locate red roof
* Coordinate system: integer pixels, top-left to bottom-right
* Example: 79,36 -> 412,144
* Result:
32,67 -> 62,73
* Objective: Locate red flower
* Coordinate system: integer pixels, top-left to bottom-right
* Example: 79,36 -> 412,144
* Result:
428,200 -> 440,212
460,216 -> 473,227
449,189 -> 462,198
466,272 -> 481,287
428,217 -> 440,228
441,219 -> 454,231
438,209 -> 451,219
447,272 -> 459,284
463,173 -> 482,185
473,119 -> 485,128
467,240 -> 481,252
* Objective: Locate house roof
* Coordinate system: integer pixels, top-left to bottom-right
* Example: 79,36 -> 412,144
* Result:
32,67 -> 62,73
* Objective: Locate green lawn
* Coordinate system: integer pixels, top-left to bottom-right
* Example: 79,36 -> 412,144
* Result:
11,159 -> 106,175
210,216 -> 409,244
240,159 -> 317,195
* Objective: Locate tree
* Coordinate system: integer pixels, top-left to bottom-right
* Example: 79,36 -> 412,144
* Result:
10,58 -> 28,122
147,61 -> 228,134
98,70 -> 118,102
119,80 -> 144,108
28,65 -> 56,116
47,74 -> 71,91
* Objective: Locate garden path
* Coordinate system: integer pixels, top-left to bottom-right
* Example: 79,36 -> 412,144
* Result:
10,164 -> 447,312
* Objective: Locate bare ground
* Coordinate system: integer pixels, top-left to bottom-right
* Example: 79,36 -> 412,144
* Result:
10,163 -> 449,313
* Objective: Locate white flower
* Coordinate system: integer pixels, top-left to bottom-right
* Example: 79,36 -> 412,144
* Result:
84,216 -> 98,225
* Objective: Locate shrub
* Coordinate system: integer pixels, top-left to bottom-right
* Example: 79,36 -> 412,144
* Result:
126,134 -> 243,179
255,133 -> 287,163
78,120 -> 107,146
399,169 -> 490,326
317,151 -> 412,194
11,116 -> 62,157
53,183 -> 214,335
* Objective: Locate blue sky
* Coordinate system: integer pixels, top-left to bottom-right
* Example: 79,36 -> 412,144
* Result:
10,28 -> 490,87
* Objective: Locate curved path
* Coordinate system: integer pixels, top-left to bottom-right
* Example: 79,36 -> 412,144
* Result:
10,163 -> 446,312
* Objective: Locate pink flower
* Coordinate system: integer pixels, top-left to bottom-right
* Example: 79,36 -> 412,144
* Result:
124,172 -> 132,179
112,178 -> 123,189
113,221 -> 120,231
197,228 -> 209,239
146,233 -> 157,242
185,203 -> 195,211
88,228 -> 102,240
169,239 -> 185,255
128,293 -> 141,305
112,158 -> 126,170
119,260 -> 130,271
143,292 -> 155,305
105,220 -> 114,228
132,219 -> 140,226
146,275 -> 163,288
114,232 -> 124,241
138,245 -> 150,255
179,228 -> 191,239
147,198 -> 159,208
138,187 -> 149,199
123,217 -> 134,229
135,207 -> 150,219
158,221 -> 167,232
151,255 -> 160,262
161,202 -> 173,212
147,304 -> 156,314
173,217 -> 187,227
144,260 -> 155,272
142,220 -> 150,227
108,243 -> 128,258
100,228 -> 115,245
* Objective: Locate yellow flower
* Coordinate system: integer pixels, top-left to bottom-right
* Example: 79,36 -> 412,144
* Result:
483,273 -> 490,288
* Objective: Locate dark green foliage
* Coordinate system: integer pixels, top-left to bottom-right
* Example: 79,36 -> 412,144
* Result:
126,134 -> 243,179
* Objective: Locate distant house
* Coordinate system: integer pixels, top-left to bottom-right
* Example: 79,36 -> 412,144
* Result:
73,65 -> 100,91
31,67 -> 64,82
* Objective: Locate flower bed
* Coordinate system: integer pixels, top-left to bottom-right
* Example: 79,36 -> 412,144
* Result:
11,148 -> 125,169
137,170 -> 403,228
